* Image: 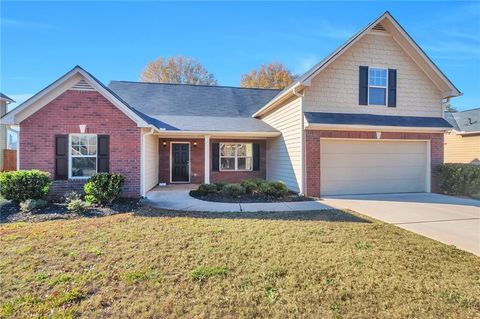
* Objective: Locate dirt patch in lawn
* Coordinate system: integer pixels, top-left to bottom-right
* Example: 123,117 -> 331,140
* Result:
190,190 -> 315,203
0,199 -> 140,224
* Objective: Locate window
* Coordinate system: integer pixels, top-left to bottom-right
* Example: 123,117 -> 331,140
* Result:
220,143 -> 253,171
368,68 -> 387,105
6,129 -> 18,150
69,134 -> 97,178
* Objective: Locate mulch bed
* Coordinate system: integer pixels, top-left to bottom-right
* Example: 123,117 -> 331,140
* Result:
189,191 -> 315,203
0,199 -> 140,224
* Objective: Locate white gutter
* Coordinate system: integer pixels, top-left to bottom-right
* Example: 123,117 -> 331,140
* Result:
252,82 -> 302,118
305,123 -> 452,133
140,126 -> 155,197
155,130 -> 281,138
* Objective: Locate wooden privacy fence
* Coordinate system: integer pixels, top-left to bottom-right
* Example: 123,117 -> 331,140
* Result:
3,149 -> 17,171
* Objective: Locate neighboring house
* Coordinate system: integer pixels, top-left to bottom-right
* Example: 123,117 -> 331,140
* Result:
0,93 -> 15,171
444,108 -> 480,164
0,12 -> 460,198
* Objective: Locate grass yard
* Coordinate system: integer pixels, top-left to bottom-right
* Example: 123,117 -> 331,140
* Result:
1,208 -> 479,318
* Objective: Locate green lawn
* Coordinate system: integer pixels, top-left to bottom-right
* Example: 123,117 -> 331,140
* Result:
1,208 -> 479,318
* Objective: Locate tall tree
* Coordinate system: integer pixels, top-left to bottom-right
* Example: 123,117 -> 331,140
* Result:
141,56 -> 218,85
240,62 -> 294,89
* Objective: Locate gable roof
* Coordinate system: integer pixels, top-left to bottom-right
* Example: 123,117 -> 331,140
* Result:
253,11 -> 462,117
445,108 -> 480,134
0,93 -> 14,103
0,66 -> 150,127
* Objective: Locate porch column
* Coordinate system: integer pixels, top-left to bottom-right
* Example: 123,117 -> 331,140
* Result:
204,135 -> 210,184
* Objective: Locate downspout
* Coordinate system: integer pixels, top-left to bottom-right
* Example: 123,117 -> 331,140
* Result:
292,86 -> 306,195
141,126 -> 155,198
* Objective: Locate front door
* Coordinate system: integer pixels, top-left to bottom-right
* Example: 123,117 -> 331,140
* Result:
171,143 -> 190,182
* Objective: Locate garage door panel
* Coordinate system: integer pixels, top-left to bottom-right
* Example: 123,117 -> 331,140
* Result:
320,139 -> 428,195
321,153 -> 426,168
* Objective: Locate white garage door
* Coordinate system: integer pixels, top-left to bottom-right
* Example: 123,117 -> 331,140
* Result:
320,139 -> 429,196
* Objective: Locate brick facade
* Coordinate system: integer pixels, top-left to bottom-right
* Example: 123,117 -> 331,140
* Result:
304,130 -> 444,197
157,138 -> 266,185
19,90 -> 141,198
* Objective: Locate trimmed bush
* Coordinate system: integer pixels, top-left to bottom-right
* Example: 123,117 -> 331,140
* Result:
241,180 -> 260,195
84,173 -> 125,206
221,184 -> 246,198
196,183 -> 219,196
19,199 -> 48,213
259,181 -> 289,198
213,182 -> 226,191
63,191 -> 82,204
67,199 -> 90,214
0,170 -> 51,203
436,163 -> 480,197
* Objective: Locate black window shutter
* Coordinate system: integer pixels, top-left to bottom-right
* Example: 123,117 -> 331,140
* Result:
55,135 -> 68,180
253,143 -> 260,171
359,66 -> 369,105
212,143 -> 219,171
97,135 -> 109,173
388,69 -> 397,107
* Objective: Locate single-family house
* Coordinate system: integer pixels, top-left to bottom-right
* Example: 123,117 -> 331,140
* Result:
444,108 -> 480,164
0,93 -> 16,171
1,11 -> 460,198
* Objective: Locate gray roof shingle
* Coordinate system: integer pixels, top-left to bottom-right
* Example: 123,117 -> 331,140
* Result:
107,81 -> 280,132
304,112 -> 453,128
445,109 -> 480,133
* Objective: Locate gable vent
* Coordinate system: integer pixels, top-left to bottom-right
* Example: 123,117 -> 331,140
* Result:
372,23 -> 387,32
70,79 -> 95,91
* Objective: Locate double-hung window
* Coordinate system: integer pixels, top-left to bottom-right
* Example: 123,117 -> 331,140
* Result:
220,143 -> 253,171
368,67 -> 387,105
69,134 -> 97,178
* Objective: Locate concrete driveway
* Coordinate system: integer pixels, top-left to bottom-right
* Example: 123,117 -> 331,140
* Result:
322,193 -> 480,256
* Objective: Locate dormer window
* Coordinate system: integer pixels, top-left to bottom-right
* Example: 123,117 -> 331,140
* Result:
368,68 -> 387,105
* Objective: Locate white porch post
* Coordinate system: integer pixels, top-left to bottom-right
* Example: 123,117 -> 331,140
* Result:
204,135 -> 210,184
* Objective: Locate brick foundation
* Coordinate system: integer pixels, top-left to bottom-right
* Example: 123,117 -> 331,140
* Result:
305,130 -> 444,197
19,90 -> 141,199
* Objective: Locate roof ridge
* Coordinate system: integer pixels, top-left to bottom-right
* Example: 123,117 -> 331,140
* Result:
109,80 -> 282,91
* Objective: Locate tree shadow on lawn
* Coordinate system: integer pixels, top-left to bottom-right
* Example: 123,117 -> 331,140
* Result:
135,207 -> 371,223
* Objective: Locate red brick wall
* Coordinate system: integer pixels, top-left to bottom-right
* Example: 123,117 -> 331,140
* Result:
305,130 -> 444,197
157,138 -> 266,185
19,90 -> 141,198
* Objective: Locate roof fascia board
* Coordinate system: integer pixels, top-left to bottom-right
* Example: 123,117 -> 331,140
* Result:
305,123 -> 451,133
1,67 -> 149,127
154,129 -> 280,138
252,82 -> 302,118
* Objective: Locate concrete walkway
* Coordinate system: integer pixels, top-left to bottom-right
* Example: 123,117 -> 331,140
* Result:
145,186 -> 331,212
322,193 -> 480,256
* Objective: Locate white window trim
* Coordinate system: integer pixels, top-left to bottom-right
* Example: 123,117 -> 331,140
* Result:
219,143 -> 253,172
68,133 -> 98,179
367,67 -> 388,106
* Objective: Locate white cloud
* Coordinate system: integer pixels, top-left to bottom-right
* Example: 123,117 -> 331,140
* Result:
293,55 -> 319,75
0,18 -> 53,29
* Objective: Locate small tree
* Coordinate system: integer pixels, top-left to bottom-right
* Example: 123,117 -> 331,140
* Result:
240,62 -> 294,89
140,55 -> 218,85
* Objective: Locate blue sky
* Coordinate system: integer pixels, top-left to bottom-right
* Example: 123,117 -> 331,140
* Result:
1,1 -> 479,111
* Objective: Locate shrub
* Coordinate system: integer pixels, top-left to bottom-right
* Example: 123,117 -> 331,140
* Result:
84,173 -> 125,206
245,178 -> 265,187
19,199 -> 48,213
241,180 -> 260,195
436,163 -> 480,197
196,183 -> 219,196
221,184 -> 246,198
260,181 -> 289,198
213,182 -> 226,191
63,191 -> 82,204
0,170 -> 51,203
67,199 -> 90,214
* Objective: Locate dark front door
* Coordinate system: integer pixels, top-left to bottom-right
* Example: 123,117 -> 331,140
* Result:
171,143 -> 190,182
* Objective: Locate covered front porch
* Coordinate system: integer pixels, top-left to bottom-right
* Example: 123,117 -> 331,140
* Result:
141,129 -> 280,196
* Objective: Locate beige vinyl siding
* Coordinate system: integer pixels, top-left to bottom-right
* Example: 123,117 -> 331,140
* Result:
303,33 -> 443,117
262,96 -> 303,192
444,132 -> 480,164
144,133 -> 159,191
0,101 -> 7,171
